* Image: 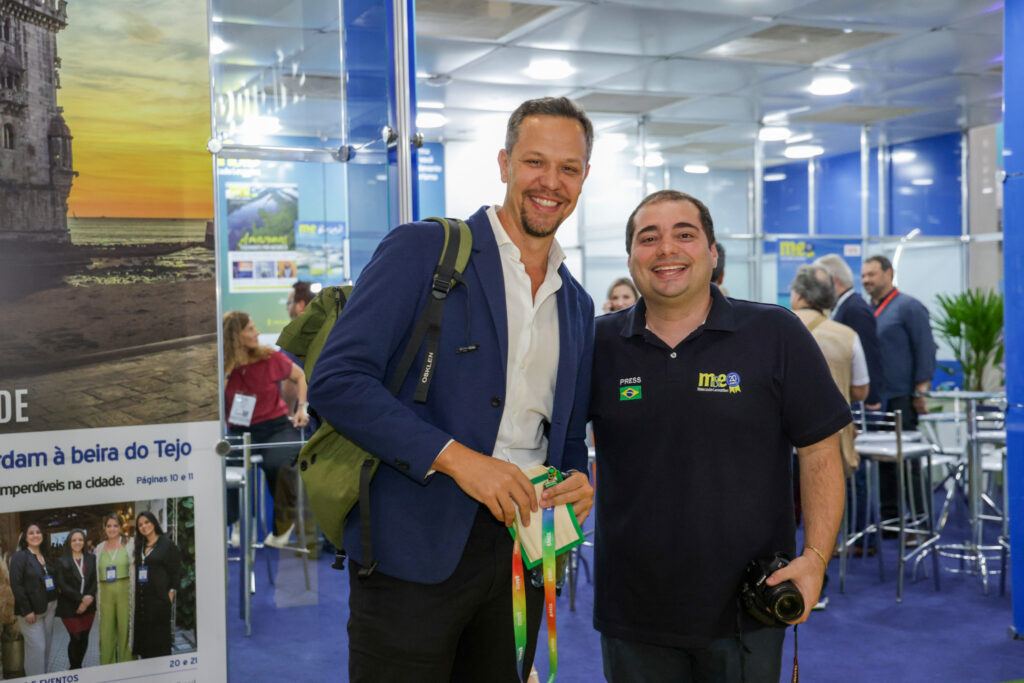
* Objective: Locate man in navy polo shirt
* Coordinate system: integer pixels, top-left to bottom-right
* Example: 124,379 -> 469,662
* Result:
591,190 -> 849,682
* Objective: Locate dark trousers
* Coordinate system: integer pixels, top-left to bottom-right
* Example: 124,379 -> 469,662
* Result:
602,628 -> 786,683
880,395 -> 923,520
347,506 -> 544,682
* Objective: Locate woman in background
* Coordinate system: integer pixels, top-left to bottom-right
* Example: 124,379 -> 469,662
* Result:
9,522 -> 58,675
133,512 -> 182,659
222,311 -> 309,543
95,514 -> 134,663
55,529 -> 97,669
603,277 -> 639,313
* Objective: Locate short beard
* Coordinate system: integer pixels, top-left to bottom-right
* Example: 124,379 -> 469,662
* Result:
520,200 -> 561,238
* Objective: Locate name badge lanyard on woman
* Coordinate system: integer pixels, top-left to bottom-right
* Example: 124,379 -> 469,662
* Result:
512,467 -> 559,682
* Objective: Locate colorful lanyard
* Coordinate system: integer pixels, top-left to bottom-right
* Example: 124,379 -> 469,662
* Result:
512,469 -> 559,682
873,289 -> 899,318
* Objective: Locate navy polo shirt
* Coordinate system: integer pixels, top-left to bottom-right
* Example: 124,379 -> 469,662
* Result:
590,285 -> 851,648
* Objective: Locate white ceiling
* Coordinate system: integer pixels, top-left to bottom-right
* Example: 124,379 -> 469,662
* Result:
413,0 -> 1004,167
208,0 -> 1005,167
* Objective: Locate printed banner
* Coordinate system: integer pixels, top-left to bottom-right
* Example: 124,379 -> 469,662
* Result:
769,238 -> 864,308
0,0 -> 226,680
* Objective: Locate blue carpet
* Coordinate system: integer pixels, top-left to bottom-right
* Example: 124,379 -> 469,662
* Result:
228,500 -> 1024,681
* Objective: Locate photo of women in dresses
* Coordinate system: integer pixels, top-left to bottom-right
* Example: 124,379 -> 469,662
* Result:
95,513 -> 135,664
222,310 -> 309,544
132,511 -> 183,660
55,529 -> 97,669
9,522 -> 58,676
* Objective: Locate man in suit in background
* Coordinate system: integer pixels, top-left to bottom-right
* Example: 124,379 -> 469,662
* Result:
309,97 -> 596,682
814,254 -> 883,408
861,254 -> 937,520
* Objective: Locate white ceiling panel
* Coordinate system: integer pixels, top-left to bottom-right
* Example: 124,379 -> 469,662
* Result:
948,7 -> 1004,37
415,0 -> 559,40
593,58 -> 802,97
652,96 -> 762,123
449,46 -> 651,87
882,74 -> 1003,108
512,6 -> 752,57
832,27 -> 1003,76
786,0 -> 999,29
416,79 -> 570,112
745,66 -> 924,102
608,0 -> 819,16
415,38 -> 499,77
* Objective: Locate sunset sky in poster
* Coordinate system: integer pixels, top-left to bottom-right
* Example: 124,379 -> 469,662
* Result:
60,1 -> 212,219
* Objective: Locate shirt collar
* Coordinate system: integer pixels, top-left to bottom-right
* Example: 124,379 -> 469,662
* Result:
486,205 -> 566,271
620,283 -> 737,338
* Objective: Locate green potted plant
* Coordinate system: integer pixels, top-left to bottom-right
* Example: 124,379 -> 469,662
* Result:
932,289 -> 1004,391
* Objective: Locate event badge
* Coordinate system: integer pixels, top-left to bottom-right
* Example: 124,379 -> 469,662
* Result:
138,566 -> 149,583
229,393 -> 257,427
44,574 -> 54,591
106,566 -> 117,582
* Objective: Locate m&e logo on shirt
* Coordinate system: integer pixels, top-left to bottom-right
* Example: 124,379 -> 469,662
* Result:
619,376 -> 642,401
697,371 -> 742,394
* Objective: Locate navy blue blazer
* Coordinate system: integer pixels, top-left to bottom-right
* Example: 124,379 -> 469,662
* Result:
309,206 -> 594,584
834,290 -> 884,406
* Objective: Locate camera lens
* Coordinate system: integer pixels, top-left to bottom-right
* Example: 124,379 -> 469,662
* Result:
773,591 -> 804,622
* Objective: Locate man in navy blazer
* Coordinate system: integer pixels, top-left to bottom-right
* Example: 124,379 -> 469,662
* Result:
309,97 -> 595,681
814,254 -> 884,407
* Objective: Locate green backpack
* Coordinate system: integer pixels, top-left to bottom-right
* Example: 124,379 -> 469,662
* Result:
277,217 -> 473,576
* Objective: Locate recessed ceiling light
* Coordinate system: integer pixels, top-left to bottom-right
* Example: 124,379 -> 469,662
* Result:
416,112 -> 448,129
808,76 -> 854,96
418,101 -> 445,110
842,28 -> 853,34
784,145 -> 824,159
758,126 -> 791,141
684,164 -> 710,174
910,178 -> 933,186
210,36 -> 229,55
764,173 -> 787,182
633,152 -> 665,168
786,133 -> 813,144
524,58 -> 576,81
891,150 -> 916,163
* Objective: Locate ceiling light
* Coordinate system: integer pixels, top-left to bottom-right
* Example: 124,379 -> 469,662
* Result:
764,173 -> 787,182
807,76 -> 854,96
910,178 -> 933,186
418,101 -> 445,109
758,126 -> 791,141
633,152 -> 665,168
684,164 -> 710,174
842,28 -> 853,34
210,36 -> 229,55
786,133 -> 813,144
524,58 -> 576,81
784,145 -> 824,159
416,112 -> 448,129
891,150 -> 916,163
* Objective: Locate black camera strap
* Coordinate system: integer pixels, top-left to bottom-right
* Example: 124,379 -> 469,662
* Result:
791,623 -> 799,683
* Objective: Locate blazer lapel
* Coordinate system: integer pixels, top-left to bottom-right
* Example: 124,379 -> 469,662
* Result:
465,207 -> 508,381
552,265 -> 579,432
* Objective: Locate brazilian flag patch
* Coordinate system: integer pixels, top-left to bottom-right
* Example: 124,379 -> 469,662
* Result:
620,386 -> 642,401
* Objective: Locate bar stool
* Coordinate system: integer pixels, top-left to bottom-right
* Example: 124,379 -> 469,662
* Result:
854,409 -> 941,602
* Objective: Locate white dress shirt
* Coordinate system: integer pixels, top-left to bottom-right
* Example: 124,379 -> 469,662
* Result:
487,205 -> 563,471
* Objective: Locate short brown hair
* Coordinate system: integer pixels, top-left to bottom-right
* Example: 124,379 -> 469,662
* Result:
505,97 -> 594,162
626,190 -> 715,254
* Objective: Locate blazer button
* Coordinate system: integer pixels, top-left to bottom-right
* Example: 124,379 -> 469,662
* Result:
491,397 -> 502,407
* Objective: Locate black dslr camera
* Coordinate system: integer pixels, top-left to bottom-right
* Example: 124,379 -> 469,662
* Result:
739,552 -> 805,627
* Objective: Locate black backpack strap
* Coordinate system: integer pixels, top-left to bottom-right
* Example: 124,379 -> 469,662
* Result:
356,457 -> 378,578
388,217 -> 470,403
